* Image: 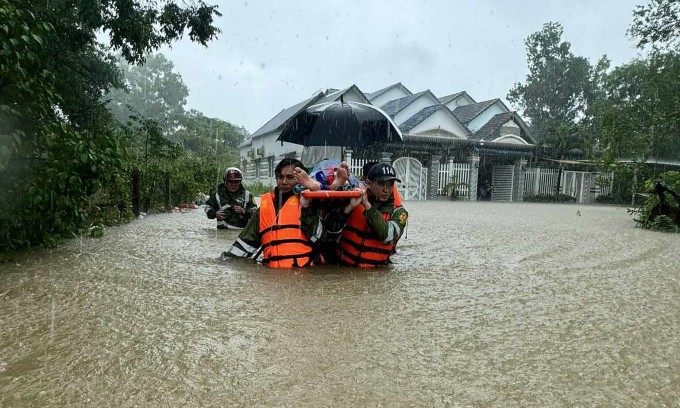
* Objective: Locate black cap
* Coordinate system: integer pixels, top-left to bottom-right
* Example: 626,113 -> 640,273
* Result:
366,163 -> 401,183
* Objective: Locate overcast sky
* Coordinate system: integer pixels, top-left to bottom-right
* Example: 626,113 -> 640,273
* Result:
159,0 -> 643,133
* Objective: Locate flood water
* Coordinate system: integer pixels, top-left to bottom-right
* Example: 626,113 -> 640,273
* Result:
2,201 -> 680,407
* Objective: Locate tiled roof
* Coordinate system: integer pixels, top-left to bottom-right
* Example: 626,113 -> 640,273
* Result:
380,91 -> 430,116
438,91 -> 465,104
470,111 -> 535,144
250,85 -> 370,140
469,112 -> 514,141
365,82 -> 411,101
315,85 -> 369,105
315,89 -> 344,104
250,91 -> 324,138
399,105 -> 445,133
452,99 -> 499,124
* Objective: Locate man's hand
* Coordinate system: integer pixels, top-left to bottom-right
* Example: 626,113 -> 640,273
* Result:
360,187 -> 371,211
216,210 -> 226,221
232,206 -> 245,215
344,188 -> 364,214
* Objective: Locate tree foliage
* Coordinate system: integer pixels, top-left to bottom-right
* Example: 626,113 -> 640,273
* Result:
104,55 -> 248,211
629,0 -> 680,50
1,0 -> 222,253
633,171 -> 680,231
593,51 -> 680,164
107,54 -> 189,131
507,22 -> 601,159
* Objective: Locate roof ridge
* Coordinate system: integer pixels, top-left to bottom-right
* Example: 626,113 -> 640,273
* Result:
366,82 -> 414,101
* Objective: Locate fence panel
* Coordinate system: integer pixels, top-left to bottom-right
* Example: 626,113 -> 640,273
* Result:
438,162 -> 470,196
524,167 -> 559,196
348,158 -> 370,180
524,167 -> 614,202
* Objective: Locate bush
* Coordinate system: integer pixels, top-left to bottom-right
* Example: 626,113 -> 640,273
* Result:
594,194 -> 626,204
634,171 -> 680,232
245,182 -> 274,196
523,194 -> 577,203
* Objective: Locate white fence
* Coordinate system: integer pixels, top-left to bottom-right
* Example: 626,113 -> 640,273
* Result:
348,158 -> 372,180
524,167 -> 560,196
524,167 -> 614,203
349,157 -> 471,198
438,162 -> 470,197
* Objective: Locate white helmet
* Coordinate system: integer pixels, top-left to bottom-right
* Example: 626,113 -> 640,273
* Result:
224,167 -> 243,181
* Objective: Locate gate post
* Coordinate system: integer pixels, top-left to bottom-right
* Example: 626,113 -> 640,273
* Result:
380,152 -> 392,165
468,155 -> 480,201
344,149 -> 352,166
428,155 -> 441,200
513,159 -> 528,202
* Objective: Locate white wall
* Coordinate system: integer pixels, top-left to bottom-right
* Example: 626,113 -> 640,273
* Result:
410,109 -> 468,138
393,93 -> 440,125
372,87 -> 411,108
493,135 -> 527,145
467,101 -> 509,132
444,94 -> 475,110
343,88 -> 369,103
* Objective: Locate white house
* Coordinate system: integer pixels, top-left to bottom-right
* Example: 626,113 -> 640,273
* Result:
238,82 -> 537,201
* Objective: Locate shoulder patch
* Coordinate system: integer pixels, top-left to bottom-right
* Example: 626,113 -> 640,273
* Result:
398,212 -> 408,225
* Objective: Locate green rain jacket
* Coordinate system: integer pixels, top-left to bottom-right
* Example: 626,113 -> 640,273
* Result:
222,188 -> 324,264
205,184 -> 257,229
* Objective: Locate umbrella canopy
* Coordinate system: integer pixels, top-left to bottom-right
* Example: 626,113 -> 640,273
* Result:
277,101 -> 403,148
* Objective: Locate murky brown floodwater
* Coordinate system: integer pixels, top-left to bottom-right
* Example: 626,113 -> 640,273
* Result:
2,201 -> 680,407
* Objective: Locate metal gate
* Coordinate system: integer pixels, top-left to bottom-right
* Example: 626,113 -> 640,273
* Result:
393,157 -> 426,200
491,165 -> 515,201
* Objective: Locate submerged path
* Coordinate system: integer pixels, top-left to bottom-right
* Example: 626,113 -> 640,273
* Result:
1,201 -> 680,406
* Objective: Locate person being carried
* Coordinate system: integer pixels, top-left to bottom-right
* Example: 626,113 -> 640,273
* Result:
294,159 -> 358,192
205,167 -> 257,229
292,159 -> 360,264
335,163 -> 408,267
221,159 -> 323,268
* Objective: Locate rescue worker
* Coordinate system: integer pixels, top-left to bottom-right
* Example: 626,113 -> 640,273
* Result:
221,158 -> 323,268
361,161 -> 402,202
205,167 -> 257,229
336,163 -> 408,267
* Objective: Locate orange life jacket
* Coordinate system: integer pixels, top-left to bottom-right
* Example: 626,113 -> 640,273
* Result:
392,185 -> 402,206
259,192 -> 314,268
337,203 -> 399,268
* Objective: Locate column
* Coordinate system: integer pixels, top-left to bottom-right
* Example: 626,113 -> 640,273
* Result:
513,158 -> 528,202
380,151 -> 393,165
428,155 -> 441,200
344,149 -> 353,174
468,155 -> 480,201
344,149 -> 353,164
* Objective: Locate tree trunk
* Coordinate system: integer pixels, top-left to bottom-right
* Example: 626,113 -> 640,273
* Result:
131,169 -> 140,216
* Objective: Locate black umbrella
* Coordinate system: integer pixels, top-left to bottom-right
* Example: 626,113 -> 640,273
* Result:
277,100 -> 403,148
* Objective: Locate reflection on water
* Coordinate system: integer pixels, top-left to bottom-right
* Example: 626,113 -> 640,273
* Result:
1,201 -> 680,406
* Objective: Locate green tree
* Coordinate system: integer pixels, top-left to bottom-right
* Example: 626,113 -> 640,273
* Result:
508,22 -> 604,192
107,54 -> 189,131
1,0 -> 221,252
508,22 -> 599,145
0,0 -> 55,171
175,109 -> 248,150
628,0 -> 680,50
594,51 -> 680,164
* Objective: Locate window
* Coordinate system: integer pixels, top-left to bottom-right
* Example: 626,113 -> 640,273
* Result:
268,156 -> 275,178
254,159 -> 261,179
